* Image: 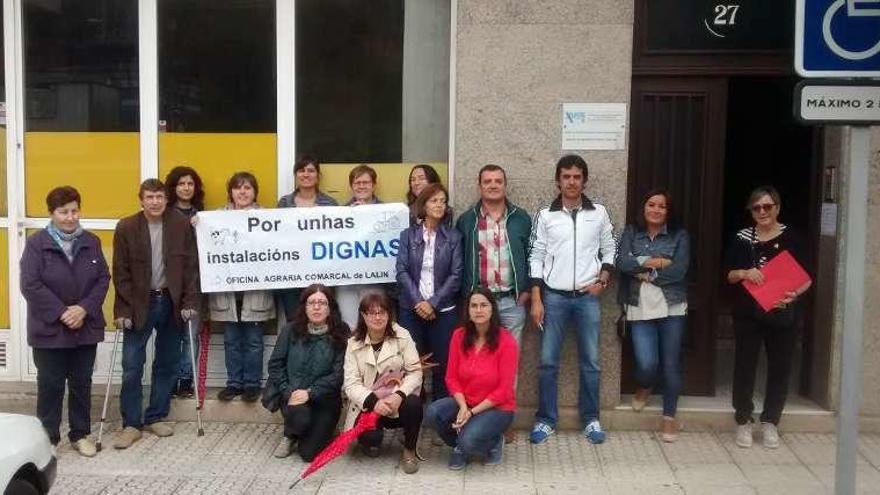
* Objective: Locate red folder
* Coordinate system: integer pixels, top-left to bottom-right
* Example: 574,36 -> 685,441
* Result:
742,250 -> 812,312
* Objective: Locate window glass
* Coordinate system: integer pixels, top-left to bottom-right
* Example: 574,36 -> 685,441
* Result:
0,229 -> 8,328
158,0 -> 277,209
23,0 -> 140,218
295,1 -> 450,202
158,0 -> 275,132
296,0 -> 404,163
0,6 -> 7,217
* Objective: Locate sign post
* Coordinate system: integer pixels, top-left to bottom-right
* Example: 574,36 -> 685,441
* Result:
794,2 -> 879,494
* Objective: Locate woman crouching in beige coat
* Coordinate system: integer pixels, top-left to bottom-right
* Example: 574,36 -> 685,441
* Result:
343,292 -> 423,474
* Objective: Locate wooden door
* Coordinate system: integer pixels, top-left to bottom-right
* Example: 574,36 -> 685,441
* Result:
621,77 -> 727,395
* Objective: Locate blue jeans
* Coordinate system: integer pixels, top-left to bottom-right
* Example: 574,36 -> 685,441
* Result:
425,397 -> 513,457
497,294 -> 526,345
223,321 -> 264,389
178,313 -> 201,381
398,306 -> 457,400
536,290 -> 601,428
120,293 -> 181,428
631,316 -> 686,417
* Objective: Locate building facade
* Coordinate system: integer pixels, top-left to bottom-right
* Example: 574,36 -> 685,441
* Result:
1,0 -> 879,422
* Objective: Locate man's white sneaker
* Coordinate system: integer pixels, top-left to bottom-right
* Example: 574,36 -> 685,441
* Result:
761,422 -> 780,449
736,423 -> 753,448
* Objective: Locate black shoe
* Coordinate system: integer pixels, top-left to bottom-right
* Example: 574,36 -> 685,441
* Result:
241,387 -> 261,402
360,444 -> 381,458
178,379 -> 195,398
218,387 -> 243,401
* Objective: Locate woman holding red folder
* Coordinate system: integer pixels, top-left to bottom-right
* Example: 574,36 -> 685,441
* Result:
724,186 -> 812,450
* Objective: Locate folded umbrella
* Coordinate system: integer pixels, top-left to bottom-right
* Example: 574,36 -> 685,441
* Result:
289,411 -> 381,489
197,321 -> 210,409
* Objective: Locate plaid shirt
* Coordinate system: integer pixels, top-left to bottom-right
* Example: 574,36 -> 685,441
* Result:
477,206 -> 513,292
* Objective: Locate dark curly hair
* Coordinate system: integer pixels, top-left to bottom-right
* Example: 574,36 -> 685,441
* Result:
164,165 -> 205,211
461,287 -> 502,353
291,284 -> 349,350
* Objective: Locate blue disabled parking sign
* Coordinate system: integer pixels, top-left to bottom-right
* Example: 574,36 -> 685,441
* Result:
795,0 -> 880,77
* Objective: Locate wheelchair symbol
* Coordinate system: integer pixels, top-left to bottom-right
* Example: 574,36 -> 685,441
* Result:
822,0 -> 880,60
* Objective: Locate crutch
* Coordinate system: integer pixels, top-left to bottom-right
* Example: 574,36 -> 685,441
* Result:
187,318 -> 205,436
96,324 -> 123,451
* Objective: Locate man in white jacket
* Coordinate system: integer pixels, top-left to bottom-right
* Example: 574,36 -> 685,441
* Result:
528,154 -> 615,445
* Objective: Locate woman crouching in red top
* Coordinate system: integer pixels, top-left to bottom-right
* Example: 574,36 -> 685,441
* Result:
424,287 -> 520,470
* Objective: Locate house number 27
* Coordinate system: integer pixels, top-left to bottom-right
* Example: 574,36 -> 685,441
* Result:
713,4 -> 740,25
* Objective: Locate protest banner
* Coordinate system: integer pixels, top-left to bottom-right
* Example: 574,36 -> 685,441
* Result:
195,203 -> 408,292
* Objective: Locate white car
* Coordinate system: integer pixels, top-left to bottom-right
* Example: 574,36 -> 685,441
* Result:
0,413 -> 57,495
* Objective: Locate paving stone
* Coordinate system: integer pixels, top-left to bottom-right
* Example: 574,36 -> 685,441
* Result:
530,432 -> 602,482
93,475 -> 185,494
536,481 -> 611,494
172,476 -> 257,495
676,483 -> 757,495
463,480 -> 537,494
604,481 -> 684,494
671,463 -> 747,487
783,433 -> 837,465
717,432 -> 803,465
249,475 -> 322,494
47,422 -> 875,495
736,464 -> 824,489
49,474 -> 114,495
596,431 -> 676,484
857,433 -> 880,468
659,432 -> 734,465
800,461 -> 880,494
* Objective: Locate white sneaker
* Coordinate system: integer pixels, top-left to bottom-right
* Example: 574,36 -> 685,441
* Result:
762,422 -> 780,449
72,438 -> 97,457
736,423 -> 753,448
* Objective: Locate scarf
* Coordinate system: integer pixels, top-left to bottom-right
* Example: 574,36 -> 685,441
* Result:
307,323 -> 329,336
47,222 -> 84,262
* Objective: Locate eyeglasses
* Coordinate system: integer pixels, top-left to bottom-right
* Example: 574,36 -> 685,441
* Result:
750,203 -> 776,213
363,310 -> 387,318
306,300 -> 328,307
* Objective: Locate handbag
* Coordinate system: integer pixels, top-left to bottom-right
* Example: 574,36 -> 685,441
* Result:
616,304 -> 630,341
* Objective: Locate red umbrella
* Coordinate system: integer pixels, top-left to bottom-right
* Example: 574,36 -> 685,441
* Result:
289,411 -> 381,489
197,321 -> 210,409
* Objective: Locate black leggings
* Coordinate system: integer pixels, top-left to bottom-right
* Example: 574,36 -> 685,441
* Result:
357,394 -> 423,450
281,394 -> 342,461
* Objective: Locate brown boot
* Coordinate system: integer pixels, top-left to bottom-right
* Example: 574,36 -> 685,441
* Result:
660,416 -> 679,443
632,388 -> 651,412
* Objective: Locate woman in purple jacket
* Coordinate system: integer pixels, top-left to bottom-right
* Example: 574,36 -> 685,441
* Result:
20,186 -> 110,457
396,183 -> 462,400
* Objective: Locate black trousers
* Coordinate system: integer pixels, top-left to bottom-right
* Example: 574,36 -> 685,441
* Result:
358,394 -> 423,450
32,345 -> 97,445
732,315 -> 797,426
281,393 -> 342,462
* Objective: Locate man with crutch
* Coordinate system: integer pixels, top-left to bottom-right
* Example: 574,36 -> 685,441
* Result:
110,179 -> 199,449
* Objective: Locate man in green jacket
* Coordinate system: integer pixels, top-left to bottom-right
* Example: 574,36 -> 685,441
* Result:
456,164 -> 532,344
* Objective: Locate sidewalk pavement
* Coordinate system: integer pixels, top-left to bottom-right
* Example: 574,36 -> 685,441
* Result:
51,421 -> 880,494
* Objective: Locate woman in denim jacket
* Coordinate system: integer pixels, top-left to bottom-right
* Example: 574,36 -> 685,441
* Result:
396,183 -> 462,400
616,190 -> 690,442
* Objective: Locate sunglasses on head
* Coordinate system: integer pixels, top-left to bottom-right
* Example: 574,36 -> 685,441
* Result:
750,203 -> 776,213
